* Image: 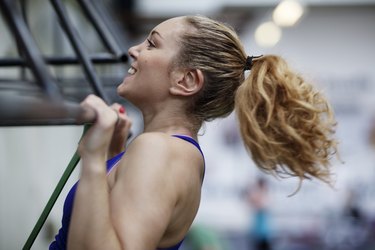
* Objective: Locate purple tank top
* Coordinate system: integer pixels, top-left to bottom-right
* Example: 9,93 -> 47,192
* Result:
49,135 -> 204,250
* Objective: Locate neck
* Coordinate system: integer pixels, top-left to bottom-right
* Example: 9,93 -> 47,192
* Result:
142,109 -> 200,139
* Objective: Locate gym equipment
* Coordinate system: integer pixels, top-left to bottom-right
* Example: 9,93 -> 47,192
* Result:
0,0 -> 129,248
0,0 -> 128,126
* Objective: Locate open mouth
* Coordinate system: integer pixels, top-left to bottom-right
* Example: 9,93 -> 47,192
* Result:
128,66 -> 137,75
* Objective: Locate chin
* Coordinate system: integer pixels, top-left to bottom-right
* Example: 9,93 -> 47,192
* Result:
117,86 -> 137,106
117,82 -> 127,96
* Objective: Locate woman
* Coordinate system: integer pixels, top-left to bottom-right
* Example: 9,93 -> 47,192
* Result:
50,15 -> 337,250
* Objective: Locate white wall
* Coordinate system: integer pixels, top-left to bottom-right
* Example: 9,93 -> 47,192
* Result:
0,126 -> 82,249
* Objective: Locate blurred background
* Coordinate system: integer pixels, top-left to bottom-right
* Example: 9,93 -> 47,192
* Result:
1,0 -> 375,249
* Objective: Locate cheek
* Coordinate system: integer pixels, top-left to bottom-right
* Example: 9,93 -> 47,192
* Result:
145,59 -> 171,81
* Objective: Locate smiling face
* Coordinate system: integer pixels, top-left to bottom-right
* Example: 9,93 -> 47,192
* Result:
117,17 -> 187,109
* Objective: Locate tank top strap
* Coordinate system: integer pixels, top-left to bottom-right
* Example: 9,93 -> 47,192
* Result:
171,135 -> 205,182
106,151 -> 125,172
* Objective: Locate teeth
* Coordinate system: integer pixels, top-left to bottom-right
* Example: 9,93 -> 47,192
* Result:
128,67 -> 136,75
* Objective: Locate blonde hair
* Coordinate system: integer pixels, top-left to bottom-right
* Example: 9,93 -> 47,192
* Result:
178,16 -> 338,187
177,16 -> 247,121
236,56 -> 337,186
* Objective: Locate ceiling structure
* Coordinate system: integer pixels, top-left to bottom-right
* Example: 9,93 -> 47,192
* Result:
111,0 -> 375,39
136,0 -> 375,16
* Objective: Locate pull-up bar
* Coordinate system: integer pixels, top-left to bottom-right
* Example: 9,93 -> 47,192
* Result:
0,93 -> 96,126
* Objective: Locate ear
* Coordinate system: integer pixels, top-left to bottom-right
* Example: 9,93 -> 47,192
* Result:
170,69 -> 204,96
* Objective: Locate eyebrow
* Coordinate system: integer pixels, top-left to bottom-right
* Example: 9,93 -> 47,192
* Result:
150,30 -> 163,39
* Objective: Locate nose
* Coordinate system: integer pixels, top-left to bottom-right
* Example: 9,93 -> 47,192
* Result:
128,43 -> 140,60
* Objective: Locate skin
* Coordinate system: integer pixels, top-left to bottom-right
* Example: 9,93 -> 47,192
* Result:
68,17 -> 205,250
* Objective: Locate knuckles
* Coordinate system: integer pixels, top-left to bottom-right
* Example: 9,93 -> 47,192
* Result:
80,95 -> 132,133
81,95 -> 118,128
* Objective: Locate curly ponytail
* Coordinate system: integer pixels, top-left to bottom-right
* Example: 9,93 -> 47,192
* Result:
235,55 -> 338,187
178,16 -> 338,190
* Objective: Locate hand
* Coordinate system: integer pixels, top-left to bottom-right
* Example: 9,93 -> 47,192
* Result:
108,103 -> 132,158
78,95 -> 118,159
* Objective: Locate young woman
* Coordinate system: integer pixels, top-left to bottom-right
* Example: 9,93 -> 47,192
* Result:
50,15 -> 338,250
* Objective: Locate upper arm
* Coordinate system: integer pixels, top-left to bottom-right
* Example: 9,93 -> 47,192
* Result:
109,133 -> 178,250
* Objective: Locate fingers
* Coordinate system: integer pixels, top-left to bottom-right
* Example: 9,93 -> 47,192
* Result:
79,95 -> 133,158
110,103 -> 124,124
80,95 -> 132,133
110,103 -> 126,114
108,103 -> 132,157
119,106 -> 125,114
78,95 -> 117,157
110,103 -> 132,131
80,95 -> 118,127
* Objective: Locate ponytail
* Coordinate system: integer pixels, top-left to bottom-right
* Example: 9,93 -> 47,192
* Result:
235,55 -> 338,188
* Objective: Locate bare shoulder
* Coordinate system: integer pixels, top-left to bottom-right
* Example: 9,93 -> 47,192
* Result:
130,132 -> 172,148
125,132 -> 174,161
117,132 -> 181,174
122,132 -> 203,184
127,132 -> 199,159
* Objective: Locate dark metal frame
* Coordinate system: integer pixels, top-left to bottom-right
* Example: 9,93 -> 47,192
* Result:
0,0 -> 128,126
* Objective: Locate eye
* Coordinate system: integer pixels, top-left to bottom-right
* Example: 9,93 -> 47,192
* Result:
146,38 -> 156,48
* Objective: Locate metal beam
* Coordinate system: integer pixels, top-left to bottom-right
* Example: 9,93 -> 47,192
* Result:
77,0 -> 126,58
0,92 -> 96,126
50,0 -> 110,104
0,0 -> 62,99
0,54 -> 127,67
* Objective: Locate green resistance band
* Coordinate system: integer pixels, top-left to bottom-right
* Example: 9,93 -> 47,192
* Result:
23,124 -> 91,250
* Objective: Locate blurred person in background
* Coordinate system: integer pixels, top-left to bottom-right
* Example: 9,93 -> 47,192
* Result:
49,15 -> 338,250
248,178 -> 272,250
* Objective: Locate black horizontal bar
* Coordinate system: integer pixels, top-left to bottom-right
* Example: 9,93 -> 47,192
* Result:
0,92 -> 96,126
0,54 -> 127,67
